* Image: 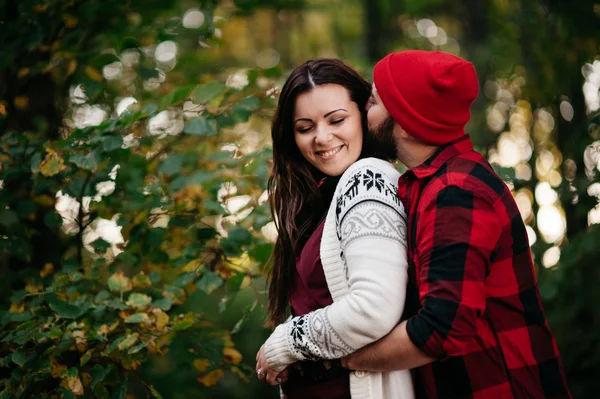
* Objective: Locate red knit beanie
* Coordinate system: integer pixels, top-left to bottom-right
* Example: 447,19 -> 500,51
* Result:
373,50 -> 479,145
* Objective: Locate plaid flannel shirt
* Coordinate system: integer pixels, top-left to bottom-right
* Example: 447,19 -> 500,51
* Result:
399,135 -> 570,399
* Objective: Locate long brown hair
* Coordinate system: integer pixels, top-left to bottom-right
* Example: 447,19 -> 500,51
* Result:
266,59 -> 390,327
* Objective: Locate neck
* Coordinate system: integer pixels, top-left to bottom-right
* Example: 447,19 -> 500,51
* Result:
398,143 -> 438,169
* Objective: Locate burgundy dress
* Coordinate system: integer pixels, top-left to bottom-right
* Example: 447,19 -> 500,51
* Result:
281,218 -> 351,399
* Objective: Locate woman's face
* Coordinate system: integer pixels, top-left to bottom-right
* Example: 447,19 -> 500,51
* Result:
293,84 -> 363,177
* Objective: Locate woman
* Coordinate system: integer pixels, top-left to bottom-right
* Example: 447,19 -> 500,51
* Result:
256,59 -> 414,399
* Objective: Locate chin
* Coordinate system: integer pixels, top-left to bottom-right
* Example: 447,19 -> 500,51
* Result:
318,160 -> 353,177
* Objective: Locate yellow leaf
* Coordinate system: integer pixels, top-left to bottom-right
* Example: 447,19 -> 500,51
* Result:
67,59 -> 77,77
40,263 -> 55,278
50,360 -> 67,378
122,357 -> 142,370
197,369 -> 224,387
9,303 -> 24,313
33,4 -> 48,12
25,283 -> 43,293
231,366 -> 249,382
222,347 -> 242,365
67,375 -> 84,396
14,96 -> 29,110
85,66 -> 103,82
193,358 -> 210,372
0,101 -> 6,116
64,15 -> 78,28
108,271 -> 132,293
40,149 -> 67,177
17,68 -> 29,78
152,308 -> 169,331
81,372 -> 91,386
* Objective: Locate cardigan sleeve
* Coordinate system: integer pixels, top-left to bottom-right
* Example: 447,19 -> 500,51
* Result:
264,160 -> 409,372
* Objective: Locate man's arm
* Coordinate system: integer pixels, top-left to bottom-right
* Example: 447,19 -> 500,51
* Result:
342,320 -> 435,371
344,185 -> 502,371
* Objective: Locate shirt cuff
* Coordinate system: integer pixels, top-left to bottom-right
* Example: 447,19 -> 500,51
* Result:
264,323 -> 297,372
406,315 -> 446,359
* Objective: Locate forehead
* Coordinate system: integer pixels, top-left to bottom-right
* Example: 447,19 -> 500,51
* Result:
294,84 -> 352,117
372,83 -> 381,99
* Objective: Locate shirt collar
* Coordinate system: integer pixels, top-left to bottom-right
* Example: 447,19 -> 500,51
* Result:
407,135 -> 474,179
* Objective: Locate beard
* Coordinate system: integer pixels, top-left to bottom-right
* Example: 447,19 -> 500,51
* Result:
363,115 -> 398,161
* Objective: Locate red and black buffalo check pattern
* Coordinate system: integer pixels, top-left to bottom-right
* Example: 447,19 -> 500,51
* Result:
398,135 -> 571,398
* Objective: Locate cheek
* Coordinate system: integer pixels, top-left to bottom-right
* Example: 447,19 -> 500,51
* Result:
294,134 -> 312,156
345,120 -> 363,151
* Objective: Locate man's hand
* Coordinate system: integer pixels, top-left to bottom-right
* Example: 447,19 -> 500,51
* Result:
255,345 -> 289,386
341,321 -> 435,372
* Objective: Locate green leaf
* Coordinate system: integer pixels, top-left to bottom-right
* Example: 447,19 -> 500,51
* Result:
30,152 -> 42,173
125,293 -> 152,308
11,350 -> 36,367
128,341 -> 147,355
151,297 -> 174,311
44,211 -> 63,230
161,86 -> 193,108
235,95 -> 260,111
109,373 -> 128,399
90,365 -> 112,388
193,82 -> 227,104
158,154 -> 184,176
80,349 -> 93,366
197,272 -> 223,294
70,150 -> 101,171
95,290 -> 110,303
183,117 -> 217,136
249,243 -> 273,263
168,171 -> 213,191
91,238 -> 111,254
196,227 -> 218,240
150,386 -> 164,399
227,272 -> 245,294
48,298 -> 88,319
102,135 -> 123,152
46,326 -> 63,340
173,313 -> 197,331
93,384 -> 110,399
117,333 -> 139,350
124,313 -> 150,323
174,272 -> 196,287
221,226 -> 252,257
0,209 -> 19,229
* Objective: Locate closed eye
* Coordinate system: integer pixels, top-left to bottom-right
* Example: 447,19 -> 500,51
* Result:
296,126 -> 312,133
331,119 -> 345,125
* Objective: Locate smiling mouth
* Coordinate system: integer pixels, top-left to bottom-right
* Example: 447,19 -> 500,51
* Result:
316,145 -> 344,158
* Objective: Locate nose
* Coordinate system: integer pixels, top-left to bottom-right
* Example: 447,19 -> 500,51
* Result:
314,124 -> 333,145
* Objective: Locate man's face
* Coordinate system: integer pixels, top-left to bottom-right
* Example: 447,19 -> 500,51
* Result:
366,84 -> 398,158
366,84 -> 390,133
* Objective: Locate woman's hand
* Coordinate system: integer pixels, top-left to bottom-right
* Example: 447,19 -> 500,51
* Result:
255,344 -> 289,386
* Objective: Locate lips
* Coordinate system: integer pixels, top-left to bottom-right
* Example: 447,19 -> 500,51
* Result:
316,145 -> 344,158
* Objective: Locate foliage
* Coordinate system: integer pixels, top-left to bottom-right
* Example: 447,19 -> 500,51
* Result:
0,0 -> 279,397
2,0 -> 600,397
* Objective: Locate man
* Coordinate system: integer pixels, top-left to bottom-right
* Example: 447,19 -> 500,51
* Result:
342,50 -> 571,398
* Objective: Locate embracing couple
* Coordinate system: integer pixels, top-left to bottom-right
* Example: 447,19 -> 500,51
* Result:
255,50 -> 572,399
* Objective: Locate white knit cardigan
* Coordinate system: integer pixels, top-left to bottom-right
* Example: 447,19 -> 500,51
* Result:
264,158 -> 415,399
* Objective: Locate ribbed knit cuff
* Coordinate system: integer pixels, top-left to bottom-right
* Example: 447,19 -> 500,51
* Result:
264,323 -> 297,372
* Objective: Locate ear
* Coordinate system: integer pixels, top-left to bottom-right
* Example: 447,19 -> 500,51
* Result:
394,123 -> 410,139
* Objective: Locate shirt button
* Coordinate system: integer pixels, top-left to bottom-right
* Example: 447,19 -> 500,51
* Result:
355,370 -> 366,378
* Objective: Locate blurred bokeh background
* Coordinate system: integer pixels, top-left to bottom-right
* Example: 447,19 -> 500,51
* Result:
1,0 -> 599,398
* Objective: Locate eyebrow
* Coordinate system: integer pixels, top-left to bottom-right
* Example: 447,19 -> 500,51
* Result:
294,108 -> 348,124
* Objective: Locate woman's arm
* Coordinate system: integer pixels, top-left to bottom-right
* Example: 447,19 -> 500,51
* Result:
264,194 -> 408,372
